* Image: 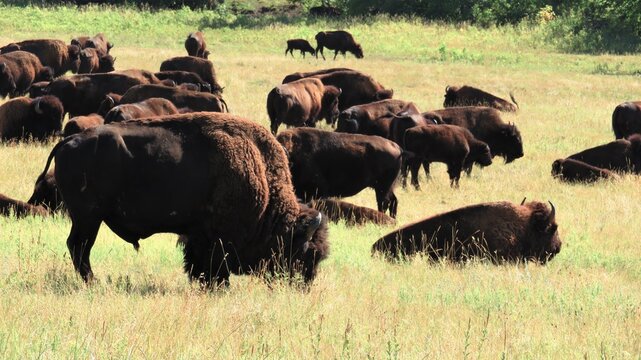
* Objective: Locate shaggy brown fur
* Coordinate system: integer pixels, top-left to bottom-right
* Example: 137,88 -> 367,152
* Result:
267,77 -> 341,134
283,69 -> 393,111
184,32 -> 209,59
0,96 -> 64,141
119,84 -> 228,113
612,101 -> 641,139
285,39 -> 316,58
29,81 -> 49,98
85,33 -> 113,57
97,93 -> 123,116
1,39 -> 80,77
38,112 -> 329,286
105,98 -> 179,123
160,56 -> 223,94
551,158 -> 619,183
336,99 -> 420,136
315,31 -> 363,60
78,48 -> 115,74
28,168 -> 64,212
309,199 -> 395,226
0,51 -> 53,98
444,85 -> 518,112
403,124 -> 492,188
0,193 -> 48,217
567,135 -> 641,174
372,200 -> 561,263
63,114 -> 104,136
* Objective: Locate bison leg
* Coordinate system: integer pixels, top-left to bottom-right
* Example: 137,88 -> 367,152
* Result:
333,50 -> 339,60
376,167 -> 401,218
182,234 -> 231,289
447,162 -> 463,188
316,46 -> 325,60
422,160 -> 432,180
270,120 -> 280,135
66,217 -> 102,282
408,158 -> 422,190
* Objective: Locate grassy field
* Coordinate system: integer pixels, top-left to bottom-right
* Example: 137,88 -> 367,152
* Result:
1,5 -> 641,359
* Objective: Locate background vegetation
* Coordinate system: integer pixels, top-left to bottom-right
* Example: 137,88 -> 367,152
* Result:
0,3 -> 641,359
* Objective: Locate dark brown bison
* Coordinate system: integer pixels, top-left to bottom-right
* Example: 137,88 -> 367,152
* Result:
388,112 -> 443,147
444,85 -> 518,112
119,84 -> 228,113
281,67 -> 354,83
309,6 -> 342,17
315,31 -> 363,60
551,158 -> 619,183
285,39 -> 315,58
43,72 -> 158,117
184,32 -> 209,59
0,96 -> 64,141
308,199 -> 395,226
154,71 -> 212,93
28,169 -> 64,212
433,107 -> 524,163
105,98 -> 179,123
0,193 -> 48,217
1,39 -> 80,77
72,33 -> 113,57
160,56 -> 222,94
403,124 -> 493,188
0,51 -> 53,98
62,114 -> 104,137
372,200 -> 561,263
96,93 -> 123,116
267,78 -> 341,134
277,128 -> 401,218
336,99 -> 420,136
36,113 -> 329,286
78,48 -> 115,74
612,101 -> 641,139
283,69 -> 393,111
566,135 -> 641,174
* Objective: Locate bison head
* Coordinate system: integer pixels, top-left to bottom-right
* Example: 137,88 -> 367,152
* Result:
336,108 -> 359,133
97,94 -> 120,116
351,43 -> 364,59
285,205 -> 329,283
29,81 -> 50,98
524,201 -> 562,263
443,85 -> 459,107
28,170 -> 63,212
476,143 -> 493,167
29,96 -> 64,139
98,55 -> 115,73
322,86 -> 342,126
44,78 -> 75,111
551,159 -> 564,178
0,62 -> 16,98
376,88 -> 394,100
497,123 -> 524,163
66,45 -> 81,73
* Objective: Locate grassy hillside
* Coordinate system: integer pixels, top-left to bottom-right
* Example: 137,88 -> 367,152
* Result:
1,5 -> 640,359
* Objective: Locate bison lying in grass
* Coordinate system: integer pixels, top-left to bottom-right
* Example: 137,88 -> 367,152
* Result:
372,200 -> 561,263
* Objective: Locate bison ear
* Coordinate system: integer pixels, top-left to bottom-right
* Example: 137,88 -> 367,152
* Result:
532,201 -> 556,233
107,42 -> 114,51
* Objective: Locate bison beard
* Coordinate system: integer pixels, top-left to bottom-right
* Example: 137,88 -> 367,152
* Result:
37,113 -> 329,287
372,200 -> 562,263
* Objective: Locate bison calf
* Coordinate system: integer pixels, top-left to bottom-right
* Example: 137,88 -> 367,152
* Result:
308,199 -> 395,226
160,56 -> 222,94
444,85 -> 518,112
63,114 -> 104,137
612,101 -> 641,139
28,169 -> 64,212
0,51 -> 53,98
403,125 -> 492,188
551,158 -> 618,183
104,98 -> 179,123
372,200 -> 561,263
0,96 -> 64,141
285,39 -> 315,58
567,135 -> 641,174
184,32 -> 209,59
0,193 -> 48,217
315,31 -> 363,60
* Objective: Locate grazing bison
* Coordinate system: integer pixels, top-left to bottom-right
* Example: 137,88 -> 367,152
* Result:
62,114 -> 104,137
444,85 -> 518,112
308,199 -> 395,226
44,73 -> 158,117
267,78 -> 341,134
567,135 -> 641,174
96,93 -> 123,116
154,71 -> 212,93
0,51 -> 53,98
434,106 -> 524,163
372,200 -> 561,263
119,84 -> 228,113
0,96 -> 64,141
283,69 -> 393,111
403,125 -> 492,188
28,169 -> 64,212
285,39 -> 315,58
160,56 -> 223,94
184,32 -> 209,59
1,39 -> 80,77
336,99 -> 420,136
0,193 -> 48,217
612,101 -> 641,139
551,158 -> 618,183
315,31 -> 363,60
73,33 -> 113,57
36,113 -> 329,286
78,48 -> 115,74
388,112 -> 443,147
277,128 -> 401,218
105,98 -> 179,123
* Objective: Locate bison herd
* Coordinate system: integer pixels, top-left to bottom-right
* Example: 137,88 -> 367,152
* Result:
2,28 -> 635,290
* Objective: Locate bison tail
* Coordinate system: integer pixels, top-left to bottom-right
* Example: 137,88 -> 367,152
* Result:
509,92 -> 519,109
35,136 -> 74,186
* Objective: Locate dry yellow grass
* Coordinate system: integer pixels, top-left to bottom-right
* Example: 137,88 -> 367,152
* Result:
0,7 -> 641,359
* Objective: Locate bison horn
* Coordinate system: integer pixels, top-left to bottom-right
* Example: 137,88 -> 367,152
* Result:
548,201 -> 555,219
338,88 -> 342,95
445,85 -> 450,92
520,197 -> 526,205
34,98 -> 43,114
306,212 -> 322,239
